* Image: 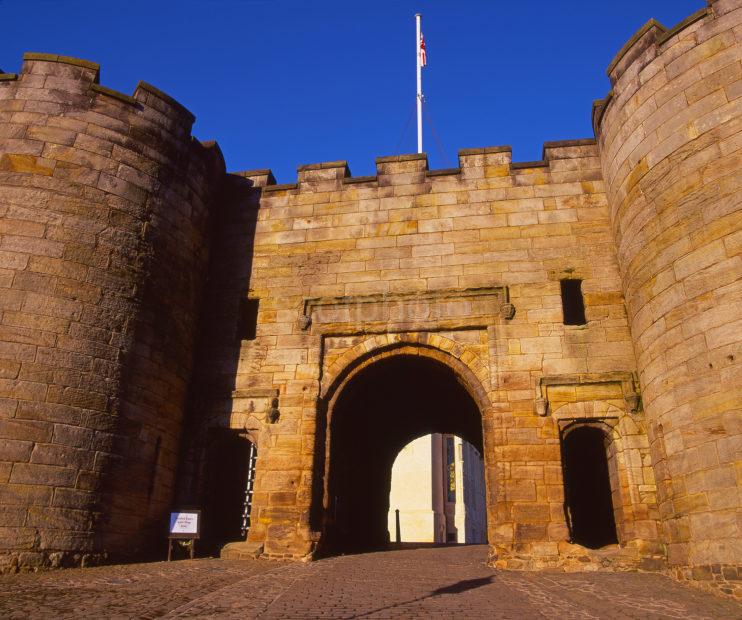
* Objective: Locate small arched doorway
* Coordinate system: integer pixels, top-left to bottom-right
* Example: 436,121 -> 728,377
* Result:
319,352 -> 486,554
562,425 -> 618,548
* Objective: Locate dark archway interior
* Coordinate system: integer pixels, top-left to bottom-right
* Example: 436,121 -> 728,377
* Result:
324,354 -> 483,553
562,426 -> 618,549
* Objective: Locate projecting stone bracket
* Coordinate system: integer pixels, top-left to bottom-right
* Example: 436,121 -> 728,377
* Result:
227,388 -> 281,427
624,391 -> 641,414
499,303 -> 516,320
535,371 -> 641,416
266,397 -> 280,424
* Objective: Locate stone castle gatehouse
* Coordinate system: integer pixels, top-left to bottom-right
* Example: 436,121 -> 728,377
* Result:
0,0 -> 739,598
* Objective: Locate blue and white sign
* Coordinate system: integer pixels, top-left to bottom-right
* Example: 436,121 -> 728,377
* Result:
169,511 -> 200,536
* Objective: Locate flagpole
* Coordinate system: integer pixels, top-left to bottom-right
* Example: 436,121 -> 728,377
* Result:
415,13 -> 423,154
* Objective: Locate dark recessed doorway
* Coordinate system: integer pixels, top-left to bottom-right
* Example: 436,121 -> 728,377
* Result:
562,425 -> 618,549
203,429 -> 257,553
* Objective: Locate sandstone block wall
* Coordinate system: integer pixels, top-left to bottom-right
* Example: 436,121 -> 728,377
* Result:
0,0 -> 738,600
0,54 -> 224,570
175,171 -> 261,514
189,142 -> 659,569
594,0 -> 741,595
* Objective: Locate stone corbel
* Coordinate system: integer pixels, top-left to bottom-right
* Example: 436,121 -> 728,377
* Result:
230,387 -> 281,424
619,373 -> 642,414
500,303 -> 516,320
624,391 -> 641,414
535,378 -> 552,416
499,286 -> 515,320
266,397 -> 280,424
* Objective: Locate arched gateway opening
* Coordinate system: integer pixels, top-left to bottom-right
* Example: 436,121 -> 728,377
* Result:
317,351 -> 487,554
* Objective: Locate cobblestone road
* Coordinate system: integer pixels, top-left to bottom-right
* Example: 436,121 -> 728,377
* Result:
1,545 -> 739,618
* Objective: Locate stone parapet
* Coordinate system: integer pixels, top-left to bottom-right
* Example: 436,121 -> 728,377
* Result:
245,140 -> 602,191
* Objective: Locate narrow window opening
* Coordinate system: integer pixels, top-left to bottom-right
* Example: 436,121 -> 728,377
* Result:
238,298 -> 259,341
560,279 -> 586,325
147,436 -> 162,499
562,426 -> 618,548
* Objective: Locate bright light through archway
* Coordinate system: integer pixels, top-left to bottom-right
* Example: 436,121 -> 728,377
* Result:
388,433 -> 487,544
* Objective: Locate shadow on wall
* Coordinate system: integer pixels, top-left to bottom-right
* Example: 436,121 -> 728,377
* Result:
94,143 -> 226,561
174,174 -> 261,551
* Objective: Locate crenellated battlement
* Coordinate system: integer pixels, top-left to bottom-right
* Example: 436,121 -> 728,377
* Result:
237,139 -> 598,193
592,2 -> 724,135
3,52 -> 200,136
22,52 -> 100,78
605,7 -> 711,85
0,51 -> 225,202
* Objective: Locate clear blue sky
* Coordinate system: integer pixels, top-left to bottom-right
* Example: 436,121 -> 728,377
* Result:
3,0 -> 703,181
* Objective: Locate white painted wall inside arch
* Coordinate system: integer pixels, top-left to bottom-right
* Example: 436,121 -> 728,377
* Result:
387,434 -> 487,544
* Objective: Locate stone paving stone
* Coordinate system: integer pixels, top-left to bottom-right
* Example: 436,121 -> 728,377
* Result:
0,557 -> 287,619
0,546 -> 739,618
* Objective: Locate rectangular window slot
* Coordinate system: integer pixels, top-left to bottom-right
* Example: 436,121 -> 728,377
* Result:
560,279 -> 586,325
238,298 -> 259,341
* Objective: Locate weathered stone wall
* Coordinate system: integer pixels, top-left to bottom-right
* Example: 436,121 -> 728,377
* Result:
197,143 -> 660,569
0,54 -> 224,570
594,0 -> 741,596
175,171 -> 261,513
0,1 -> 738,599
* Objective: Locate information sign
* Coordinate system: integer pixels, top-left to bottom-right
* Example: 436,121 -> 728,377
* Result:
168,510 -> 201,539
167,509 -> 201,561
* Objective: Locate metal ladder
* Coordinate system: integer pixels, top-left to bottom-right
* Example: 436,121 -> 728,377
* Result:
240,442 -> 257,539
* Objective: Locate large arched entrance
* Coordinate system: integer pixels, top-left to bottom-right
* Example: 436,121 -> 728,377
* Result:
318,352 -> 486,554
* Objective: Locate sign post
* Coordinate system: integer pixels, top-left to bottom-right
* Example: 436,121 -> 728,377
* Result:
167,509 -> 201,561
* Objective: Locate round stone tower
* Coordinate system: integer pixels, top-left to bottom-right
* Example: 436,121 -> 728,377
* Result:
594,1 -> 741,594
0,54 -> 224,570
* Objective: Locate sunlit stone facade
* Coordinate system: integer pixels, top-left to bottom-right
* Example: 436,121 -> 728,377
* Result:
0,0 -> 739,598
